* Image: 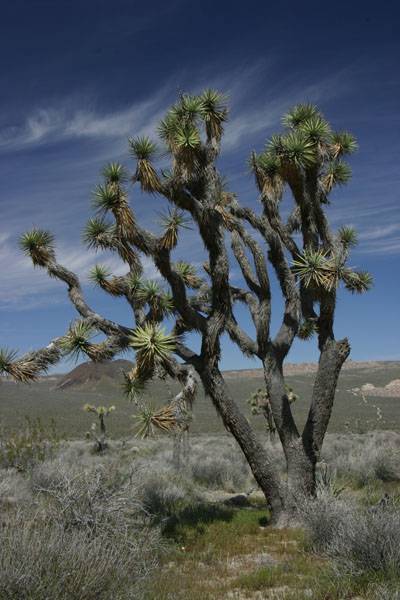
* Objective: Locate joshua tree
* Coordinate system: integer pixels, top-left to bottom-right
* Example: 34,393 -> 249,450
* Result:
248,385 -> 298,441
0,91 -> 372,523
134,366 -> 196,470
83,403 -> 115,452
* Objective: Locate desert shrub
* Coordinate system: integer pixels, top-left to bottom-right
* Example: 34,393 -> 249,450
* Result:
0,513 -> 159,600
321,432 -> 400,487
0,417 -> 59,471
188,436 -> 255,491
0,468 -> 32,508
301,494 -> 400,579
136,468 -> 198,518
367,583 -> 400,599
30,459 -> 145,534
0,456 -> 162,599
190,455 -> 249,490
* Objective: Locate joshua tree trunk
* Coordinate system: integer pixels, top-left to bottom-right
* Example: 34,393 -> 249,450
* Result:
96,414 -> 108,453
172,429 -> 190,471
199,364 -> 285,521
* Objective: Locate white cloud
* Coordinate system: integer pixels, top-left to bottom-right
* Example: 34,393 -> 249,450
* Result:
358,223 -> 400,241
0,89 -> 169,153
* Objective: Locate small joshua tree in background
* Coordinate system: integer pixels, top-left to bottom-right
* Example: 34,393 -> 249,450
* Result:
248,385 -> 298,441
83,404 -> 116,452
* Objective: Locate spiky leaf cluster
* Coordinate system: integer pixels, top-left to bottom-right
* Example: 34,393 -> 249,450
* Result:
331,131 -> 358,157
60,321 -> 95,362
175,261 -> 202,288
82,218 -> 115,250
250,151 -> 283,199
282,104 -> 320,129
254,104 -> 358,205
133,402 -> 177,438
130,323 -> 176,377
158,90 -> 228,175
19,229 -> 55,267
102,162 -> 128,185
122,367 -> 147,402
342,270 -> 373,294
292,249 -> 338,291
89,265 -> 126,296
83,403 -> 116,416
159,208 -> 191,250
129,136 -> 160,193
321,161 -> 352,193
338,226 -> 358,249
0,348 -> 37,382
135,280 -> 173,318
92,184 -> 122,213
0,347 -> 57,383
199,89 -> 228,141
89,264 -> 111,285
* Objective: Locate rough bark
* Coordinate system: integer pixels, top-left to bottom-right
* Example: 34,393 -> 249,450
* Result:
199,364 -> 285,521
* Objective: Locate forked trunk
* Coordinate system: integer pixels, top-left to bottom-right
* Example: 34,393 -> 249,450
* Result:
199,364 -> 285,522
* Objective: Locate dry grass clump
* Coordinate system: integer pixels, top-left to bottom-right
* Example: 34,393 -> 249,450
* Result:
0,514 -> 158,600
136,467 -> 199,518
300,492 -> 400,581
321,431 -> 400,487
0,455 -> 162,600
189,436 -> 254,491
0,417 -> 59,471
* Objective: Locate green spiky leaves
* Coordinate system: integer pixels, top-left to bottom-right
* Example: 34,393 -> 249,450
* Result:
175,261 -> 202,288
19,229 -> 55,267
281,131 -> 317,168
135,280 -> 174,317
331,131 -> 358,157
293,248 -> 372,295
250,151 -> 283,199
292,248 -> 338,291
342,270 -> 373,294
129,136 -> 158,161
159,208 -> 191,250
338,226 -> 358,249
102,162 -> 128,184
89,264 -> 111,285
129,136 -> 160,193
299,115 -> 332,144
282,104 -> 320,129
83,403 -> 116,416
89,265 -> 126,296
199,89 -> 228,141
60,321 -> 115,362
123,324 -> 176,402
130,323 -> 176,374
174,123 -> 201,150
133,402 -> 177,438
60,321 -> 95,362
0,348 -> 54,383
82,218 -> 115,250
0,348 -> 36,382
321,161 -> 352,193
92,184 -> 121,213
158,89 -> 227,166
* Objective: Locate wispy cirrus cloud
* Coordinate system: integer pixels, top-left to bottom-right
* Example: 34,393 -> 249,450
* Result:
0,88 -> 169,153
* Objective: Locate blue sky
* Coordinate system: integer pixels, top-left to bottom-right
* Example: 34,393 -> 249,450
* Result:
0,0 -> 399,372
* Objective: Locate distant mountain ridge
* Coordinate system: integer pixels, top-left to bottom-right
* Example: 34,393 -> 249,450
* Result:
55,359 -> 133,390
53,358 -> 400,390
